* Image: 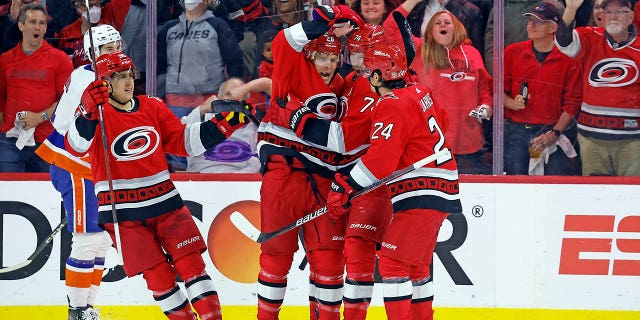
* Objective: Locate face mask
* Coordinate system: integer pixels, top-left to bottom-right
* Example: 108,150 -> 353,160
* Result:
83,6 -> 101,23
184,0 -> 201,10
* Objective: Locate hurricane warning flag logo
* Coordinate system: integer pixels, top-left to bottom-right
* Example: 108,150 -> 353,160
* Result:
111,126 -> 160,161
589,58 -> 639,88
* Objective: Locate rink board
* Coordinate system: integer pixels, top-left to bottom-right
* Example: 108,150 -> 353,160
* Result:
0,174 -> 639,319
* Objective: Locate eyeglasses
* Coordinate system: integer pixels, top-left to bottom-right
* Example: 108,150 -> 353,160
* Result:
527,18 -> 548,26
603,10 -> 632,16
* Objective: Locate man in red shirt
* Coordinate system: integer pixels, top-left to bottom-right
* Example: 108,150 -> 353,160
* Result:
0,3 -> 73,172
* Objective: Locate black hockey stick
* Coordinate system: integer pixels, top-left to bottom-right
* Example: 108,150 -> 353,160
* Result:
0,220 -> 67,274
85,0 -> 123,265
210,99 -> 260,125
231,148 -> 452,243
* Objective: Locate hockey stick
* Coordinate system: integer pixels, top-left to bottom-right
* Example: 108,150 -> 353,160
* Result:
210,99 -> 260,125
231,148 -> 452,242
0,220 -> 67,274
85,1 -> 124,265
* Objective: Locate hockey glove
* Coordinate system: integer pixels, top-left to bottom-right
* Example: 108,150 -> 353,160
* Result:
289,104 -> 315,137
326,173 -> 355,221
210,99 -> 258,124
313,5 -> 364,28
211,111 -> 248,138
468,104 -> 492,122
79,80 -> 109,120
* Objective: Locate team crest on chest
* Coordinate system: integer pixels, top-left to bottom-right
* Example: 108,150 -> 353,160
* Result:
589,58 -> 639,87
111,126 -> 160,161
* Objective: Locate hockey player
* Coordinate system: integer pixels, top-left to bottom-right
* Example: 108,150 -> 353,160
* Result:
306,24 -> 394,320
326,44 -> 462,320
65,51 -> 249,320
35,24 -> 121,320
255,5 -> 365,320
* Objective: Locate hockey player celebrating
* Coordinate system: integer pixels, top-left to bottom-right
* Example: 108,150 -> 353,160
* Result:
35,24 -> 121,320
65,51 -> 249,320
304,24 -> 394,320
326,44 -> 463,320
255,5 -> 365,320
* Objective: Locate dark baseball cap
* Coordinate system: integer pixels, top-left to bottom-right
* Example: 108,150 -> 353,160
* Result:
523,2 -> 561,23
601,0 -> 632,9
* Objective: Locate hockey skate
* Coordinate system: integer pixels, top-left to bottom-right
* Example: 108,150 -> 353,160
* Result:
68,306 -> 101,320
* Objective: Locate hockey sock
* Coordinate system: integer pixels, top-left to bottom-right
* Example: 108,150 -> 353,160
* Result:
144,262 -> 197,320
65,256 -> 94,308
174,251 -> 222,320
153,285 -> 198,320
257,253 -> 294,320
379,256 -> 413,320
87,256 -> 105,307
307,249 -> 344,320
343,237 -> 377,320
184,274 -> 222,320
410,277 -> 434,320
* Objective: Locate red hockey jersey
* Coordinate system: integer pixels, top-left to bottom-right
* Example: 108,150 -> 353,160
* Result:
65,95 -> 222,224
557,27 -> 640,140
347,84 -> 462,213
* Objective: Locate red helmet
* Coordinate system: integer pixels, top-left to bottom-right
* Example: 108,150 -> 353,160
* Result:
304,32 -> 342,59
347,24 -> 385,54
363,44 -> 408,81
95,51 -> 135,80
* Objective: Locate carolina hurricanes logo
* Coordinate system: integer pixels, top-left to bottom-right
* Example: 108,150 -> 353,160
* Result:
589,58 -> 639,87
306,93 -> 338,119
111,126 -> 160,161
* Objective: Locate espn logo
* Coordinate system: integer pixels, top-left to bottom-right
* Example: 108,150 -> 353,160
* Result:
559,215 -> 640,276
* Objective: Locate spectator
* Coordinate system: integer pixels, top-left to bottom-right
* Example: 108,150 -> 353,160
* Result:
214,0 -> 272,80
406,0 -> 485,54
119,0 -> 183,96
592,0 -> 606,26
182,77 -> 262,173
484,0 -> 564,75
0,0 -> 61,53
256,28 -> 277,79
0,3 -> 73,172
556,0 -> 640,176
350,0 -> 399,25
157,0 -> 243,171
385,1 -> 493,174
58,0 -> 129,68
503,2 -> 582,175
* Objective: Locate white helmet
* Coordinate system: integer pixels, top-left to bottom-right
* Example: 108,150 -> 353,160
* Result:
84,24 -> 122,62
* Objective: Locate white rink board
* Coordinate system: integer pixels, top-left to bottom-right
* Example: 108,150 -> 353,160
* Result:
0,180 -> 638,310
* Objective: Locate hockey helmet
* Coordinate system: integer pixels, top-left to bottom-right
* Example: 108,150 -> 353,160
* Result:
304,32 -> 342,59
84,24 -> 122,62
363,44 -> 407,81
95,51 -> 135,80
347,24 -> 385,54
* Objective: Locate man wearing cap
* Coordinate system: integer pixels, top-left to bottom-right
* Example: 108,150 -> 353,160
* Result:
556,0 -> 640,176
503,1 -> 582,175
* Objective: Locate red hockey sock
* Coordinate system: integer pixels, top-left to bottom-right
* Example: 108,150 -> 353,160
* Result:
174,252 -> 222,320
257,253 -> 293,320
307,249 -> 344,320
343,237 -> 377,320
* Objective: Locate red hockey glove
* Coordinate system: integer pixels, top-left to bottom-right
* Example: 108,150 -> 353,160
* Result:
313,5 -> 364,28
79,80 -> 109,120
326,173 -> 355,221
211,111 -> 248,138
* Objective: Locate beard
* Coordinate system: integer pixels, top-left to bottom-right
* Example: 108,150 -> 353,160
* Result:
605,22 -> 623,35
